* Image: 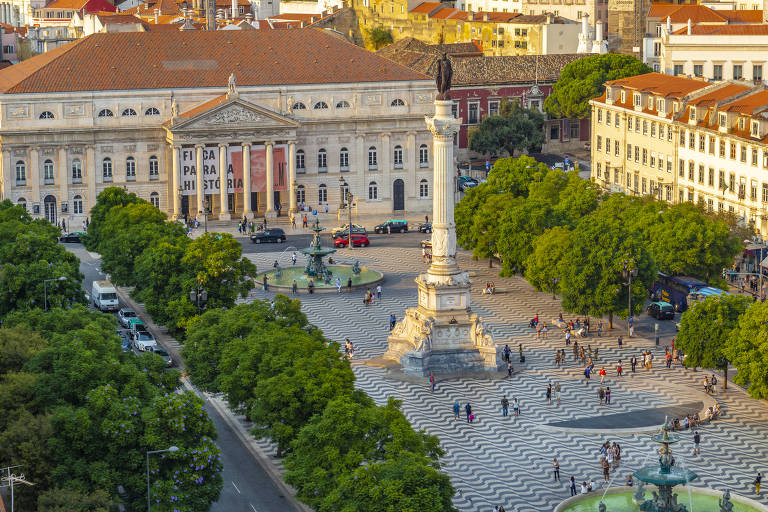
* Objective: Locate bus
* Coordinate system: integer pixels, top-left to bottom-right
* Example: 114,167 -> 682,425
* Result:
650,273 -> 708,312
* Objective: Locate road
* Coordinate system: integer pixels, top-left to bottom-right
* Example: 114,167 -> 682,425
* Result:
63,243 -> 301,512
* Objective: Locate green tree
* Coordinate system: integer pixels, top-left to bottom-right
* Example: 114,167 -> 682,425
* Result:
469,101 -> 545,156
0,325 -> 48,373
0,411 -> 55,509
455,183 -> 496,250
544,54 -> 652,119
524,226 -> 572,298
724,301 -> 768,399
486,156 -> 549,198
496,198 -> 563,275
37,488 -> 111,512
84,186 -> 143,250
675,294 -> 750,388
133,235 -> 190,330
466,192 -> 515,263
366,27 -> 394,50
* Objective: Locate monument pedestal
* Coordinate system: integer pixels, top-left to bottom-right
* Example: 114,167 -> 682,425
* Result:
386,97 -> 500,376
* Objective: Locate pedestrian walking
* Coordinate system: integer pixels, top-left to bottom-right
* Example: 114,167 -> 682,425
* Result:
389,313 -> 397,331
605,387 -> 611,404
292,251 -> 297,265
703,376 -> 710,394
429,372 -> 436,392
599,367 -> 607,384
308,279 -> 314,294
631,355 -> 637,373
507,361 -> 513,377
512,397 -> 520,417
501,395 -> 509,416
347,277 -> 352,291
336,277 -> 342,293
553,458 -> 561,482
754,472 -> 762,495
546,383 -> 552,405
584,366 -> 591,384
617,360 -> 623,377
465,403 -> 472,423
711,374 -> 718,394
692,431 -> 701,455
597,319 -> 603,337
554,382 -> 562,405
262,274 -> 268,291
290,214 -> 296,229
602,457 -> 610,482
302,214 -> 308,228
618,335 -> 623,347
453,401 -> 460,420
503,344 -> 512,363
376,284 -> 382,300
292,280 -> 298,295
569,476 -> 577,496
598,386 -> 605,405
565,329 -> 571,345
519,344 -> 525,363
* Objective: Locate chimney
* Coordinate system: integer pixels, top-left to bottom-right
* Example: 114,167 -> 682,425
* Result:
482,12 -> 489,21
595,19 -> 602,41
581,12 -> 588,35
232,0 -> 236,17
666,15 -> 671,34
687,18 -> 691,35
154,7 -> 159,23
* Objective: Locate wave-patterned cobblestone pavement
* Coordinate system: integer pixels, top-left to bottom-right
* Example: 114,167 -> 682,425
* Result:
244,245 -> 768,512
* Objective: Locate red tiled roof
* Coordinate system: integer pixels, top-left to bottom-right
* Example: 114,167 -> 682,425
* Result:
688,83 -> 750,107
429,7 -> 467,19
410,2 -> 441,13
0,29 -> 429,94
606,72 -> 708,98
0,22 -> 26,34
673,24 -> 768,35
717,9 -> 763,22
647,3 -> 726,22
177,94 -> 228,118
267,12 -> 315,22
720,90 -> 768,114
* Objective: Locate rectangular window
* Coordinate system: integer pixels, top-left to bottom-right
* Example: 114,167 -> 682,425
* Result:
451,103 -> 458,119
614,140 -> 619,157
597,135 -> 602,151
689,161 -> 695,181
551,124 -> 561,141
468,102 -> 479,124
668,128 -> 672,142
754,64 -> 763,82
708,198 -> 714,212
643,121 -> 648,136
688,191 -> 695,202
605,137 -> 610,154
679,159 -> 685,177
680,130 -> 686,147
642,177 -> 647,193
741,145 -> 747,163
730,143 -> 736,160
709,168 -> 714,187
628,117 -> 633,131
615,115 -> 620,128
763,183 -> 768,203
729,173 -> 735,193
713,64 -> 723,81
488,100 -> 500,117
764,151 -> 768,169
642,148 -> 648,165
667,157 -> 672,173
697,164 -> 704,184
674,64 -> 684,76
654,42 -> 661,56
719,141 -> 726,158
571,122 -> 580,139
596,162 -> 602,178
659,125 -> 664,140
733,64 -> 743,80
694,64 -> 703,77
635,146 -> 639,162
689,133 -> 695,150
627,144 -> 632,160
751,183 -> 758,202
606,111 -> 611,125
699,135 -> 705,152
709,136 -> 715,155
650,152 -> 655,168
719,170 -> 726,190
597,109 -> 603,123
651,122 -> 656,137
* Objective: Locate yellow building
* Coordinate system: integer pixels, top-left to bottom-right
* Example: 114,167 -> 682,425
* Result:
353,0 -> 581,55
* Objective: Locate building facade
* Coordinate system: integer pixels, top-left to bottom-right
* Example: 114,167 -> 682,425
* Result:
591,72 -> 768,236
0,29 -> 437,226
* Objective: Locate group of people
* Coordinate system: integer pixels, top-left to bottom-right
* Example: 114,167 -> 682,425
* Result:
236,216 -> 267,234
703,374 -> 719,394
482,282 -> 496,295
289,212 -> 310,229
363,285 -> 382,305
343,338 -> 355,359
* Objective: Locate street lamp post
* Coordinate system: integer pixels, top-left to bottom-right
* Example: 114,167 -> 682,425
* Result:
146,446 -> 179,512
189,286 -> 208,315
338,176 -> 352,250
622,260 -> 638,338
43,276 -> 67,310
550,276 -> 560,299
199,199 -> 209,233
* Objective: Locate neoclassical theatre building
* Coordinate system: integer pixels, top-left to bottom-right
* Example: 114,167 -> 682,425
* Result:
0,29 -> 437,225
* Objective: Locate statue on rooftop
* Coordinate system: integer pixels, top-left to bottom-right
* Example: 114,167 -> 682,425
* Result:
228,73 -> 237,95
435,53 -> 452,100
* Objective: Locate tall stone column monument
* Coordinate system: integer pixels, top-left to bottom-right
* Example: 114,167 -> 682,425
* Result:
385,55 -> 500,376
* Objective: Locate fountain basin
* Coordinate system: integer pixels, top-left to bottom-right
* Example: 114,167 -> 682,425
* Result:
633,466 -> 697,487
555,486 -> 768,512
258,265 -> 384,293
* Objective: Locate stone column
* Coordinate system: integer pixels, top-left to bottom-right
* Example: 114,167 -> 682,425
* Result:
265,140 -> 275,218
356,134 -> 365,198
195,144 -> 204,218
171,145 -> 181,219
218,143 -> 230,220
407,131 -> 418,197
1,149 -> 11,200
242,143 -> 251,215
381,132 -> 391,199
426,100 -> 462,277
30,147 -> 40,210
58,147 -> 68,222
86,146 -> 96,217
288,141 -> 297,214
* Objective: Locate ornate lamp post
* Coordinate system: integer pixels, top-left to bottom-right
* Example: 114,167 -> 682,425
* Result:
550,276 -> 560,299
146,446 -> 179,512
189,285 -> 208,315
43,276 -> 67,310
622,260 -> 638,338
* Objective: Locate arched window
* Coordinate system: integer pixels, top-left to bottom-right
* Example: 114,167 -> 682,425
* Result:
340,181 -> 349,205
336,100 -> 351,108
339,147 -> 349,171
43,159 -> 54,183
144,107 -> 160,116
393,145 -> 403,169
368,146 -> 377,170
73,194 -> 83,214
318,149 -> 327,171
102,157 -> 112,181
149,156 -> 159,178
292,102 -> 306,110
72,158 -> 82,182
391,98 -> 405,107
419,144 -> 429,167
39,111 -> 54,119
17,197 -> 27,210
296,149 -> 305,171
43,195 -> 56,224
126,156 -> 136,180
15,160 -> 25,183
313,101 -> 329,110
318,184 -> 327,204
121,108 -> 137,117
98,108 -> 114,117
420,179 -> 429,198
296,184 -> 306,204
150,192 -> 159,208
368,181 -> 378,200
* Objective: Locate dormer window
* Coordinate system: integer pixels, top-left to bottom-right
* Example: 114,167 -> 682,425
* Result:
657,98 -> 665,113
648,96 -> 653,109
673,102 -> 680,113
690,108 -> 696,122
719,113 -> 727,127
621,90 -> 626,103
633,93 -> 641,107
606,87 -> 612,101
751,120 -> 760,137
738,117 -> 746,130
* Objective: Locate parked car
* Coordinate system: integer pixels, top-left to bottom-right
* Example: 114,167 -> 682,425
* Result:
417,222 -> 432,233
133,330 -> 157,351
331,224 -> 366,237
334,234 -> 370,248
250,228 -> 286,244
59,231 -> 85,243
121,338 -> 133,353
128,318 -> 145,337
117,308 -> 137,328
458,176 -> 478,191
373,220 -> 408,234
150,346 -> 173,367
647,301 -> 675,320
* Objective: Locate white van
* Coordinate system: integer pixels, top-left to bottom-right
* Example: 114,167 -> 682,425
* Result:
91,280 -> 119,311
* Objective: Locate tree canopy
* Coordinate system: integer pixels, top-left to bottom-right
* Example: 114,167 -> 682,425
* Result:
543,54 -> 652,119
468,100 -> 545,156
725,301 -> 768,399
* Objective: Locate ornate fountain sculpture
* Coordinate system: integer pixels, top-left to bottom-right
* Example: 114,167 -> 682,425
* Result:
300,217 -> 336,278
632,418 -> 698,512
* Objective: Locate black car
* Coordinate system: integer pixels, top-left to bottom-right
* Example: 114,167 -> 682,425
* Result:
418,222 -> 432,233
250,228 -> 287,244
373,220 -> 408,234
59,231 -> 85,243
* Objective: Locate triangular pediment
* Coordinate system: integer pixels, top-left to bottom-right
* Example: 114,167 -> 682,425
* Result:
169,95 -> 299,132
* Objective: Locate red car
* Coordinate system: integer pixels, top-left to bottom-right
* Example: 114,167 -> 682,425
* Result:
334,234 -> 370,247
